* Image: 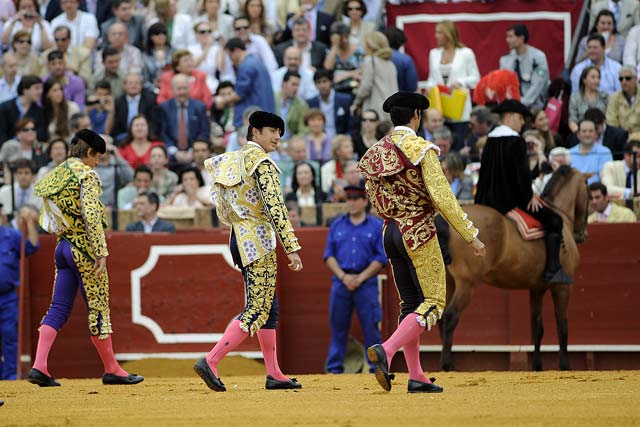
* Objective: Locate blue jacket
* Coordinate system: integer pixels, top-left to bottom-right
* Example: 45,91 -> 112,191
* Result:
306,91 -> 353,135
392,50 -> 418,92
233,54 -> 276,127
160,98 -> 210,150
323,213 -> 386,286
0,226 -> 38,294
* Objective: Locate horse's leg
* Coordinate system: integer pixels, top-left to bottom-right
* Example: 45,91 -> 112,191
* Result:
550,284 -> 572,371
440,278 -> 474,372
438,269 -> 455,365
529,288 -> 546,371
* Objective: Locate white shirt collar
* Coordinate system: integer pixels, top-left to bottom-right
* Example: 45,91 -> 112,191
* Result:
600,202 -> 613,219
488,124 -> 520,137
143,216 -> 158,227
247,141 -> 265,152
393,126 -> 416,135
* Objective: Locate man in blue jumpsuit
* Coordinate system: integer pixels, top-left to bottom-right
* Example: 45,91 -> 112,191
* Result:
323,185 -> 387,373
0,207 -> 39,380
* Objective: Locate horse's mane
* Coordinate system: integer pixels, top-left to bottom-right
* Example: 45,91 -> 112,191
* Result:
541,165 -> 575,201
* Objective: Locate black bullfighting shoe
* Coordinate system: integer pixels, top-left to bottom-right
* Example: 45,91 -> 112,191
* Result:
265,376 -> 302,390
367,344 -> 393,391
193,358 -> 226,392
27,368 -> 61,387
407,377 -> 443,393
102,373 -> 144,385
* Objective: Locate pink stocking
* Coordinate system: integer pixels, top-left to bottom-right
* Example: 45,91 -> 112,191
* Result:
382,313 -> 424,369
32,325 -> 58,377
257,328 -> 287,381
403,335 -> 429,383
90,335 -> 128,376
205,320 -> 249,377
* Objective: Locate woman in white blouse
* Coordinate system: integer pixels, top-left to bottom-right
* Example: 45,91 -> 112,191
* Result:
0,0 -> 52,54
425,21 -> 480,149
188,21 -> 221,93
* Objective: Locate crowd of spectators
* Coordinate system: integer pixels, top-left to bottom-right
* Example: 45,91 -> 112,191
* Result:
0,0 -> 638,230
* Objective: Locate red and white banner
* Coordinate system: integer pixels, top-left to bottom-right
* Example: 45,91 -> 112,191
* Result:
386,0 -> 585,83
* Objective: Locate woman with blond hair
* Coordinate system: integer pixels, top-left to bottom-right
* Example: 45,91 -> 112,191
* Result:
425,20 -> 480,149
523,129 -> 548,179
320,134 -> 356,194
352,31 -> 398,120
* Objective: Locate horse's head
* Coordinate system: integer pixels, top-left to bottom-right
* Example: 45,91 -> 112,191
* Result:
541,166 -> 589,243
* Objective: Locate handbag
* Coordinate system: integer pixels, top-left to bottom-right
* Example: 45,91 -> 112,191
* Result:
427,86 -> 443,114
544,90 -> 563,133
428,85 -> 468,120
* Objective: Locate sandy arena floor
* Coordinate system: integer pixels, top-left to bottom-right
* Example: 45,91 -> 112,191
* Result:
2,359 -> 639,426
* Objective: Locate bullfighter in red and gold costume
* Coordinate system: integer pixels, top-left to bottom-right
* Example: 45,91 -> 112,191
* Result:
358,92 -> 486,393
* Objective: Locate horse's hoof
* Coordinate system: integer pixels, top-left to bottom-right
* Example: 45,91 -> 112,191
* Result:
441,362 -> 454,372
559,363 -> 570,371
532,363 -> 543,372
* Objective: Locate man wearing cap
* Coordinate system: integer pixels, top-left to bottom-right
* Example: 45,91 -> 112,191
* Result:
195,111 -> 304,392
323,184 -> 386,374
475,99 -> 572,284
28,129 -> 144,387
358,91 -> 486,393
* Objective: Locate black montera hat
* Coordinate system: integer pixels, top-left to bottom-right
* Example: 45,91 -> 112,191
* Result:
492,99 -> 532,117
382,91 -> 430,113
71,129 -> 106,154
249,111 -> 285,136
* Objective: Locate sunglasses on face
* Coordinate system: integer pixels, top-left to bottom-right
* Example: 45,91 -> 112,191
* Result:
16,39 -> 32,44
619,76 -> 636,81
54,37 -> 69,42
197,29 -> 212,34
348,6 -> 362,11
235,25 -> 250,31
21,127 -> 36,132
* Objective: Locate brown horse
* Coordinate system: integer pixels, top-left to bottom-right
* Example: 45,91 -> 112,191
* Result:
440,166 -> 590,371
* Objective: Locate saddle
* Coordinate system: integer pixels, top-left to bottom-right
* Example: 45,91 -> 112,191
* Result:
506,208 -> 544,240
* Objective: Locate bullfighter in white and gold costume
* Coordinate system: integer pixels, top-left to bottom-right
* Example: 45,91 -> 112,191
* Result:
28,129 -> 143,387
194,112 -> 304,392
358,92 -> 486,393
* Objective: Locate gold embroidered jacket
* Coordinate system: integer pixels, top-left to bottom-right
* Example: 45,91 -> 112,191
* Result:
358,129 -> 478,250
35,158 -> 109,260
205,143 -> 301,266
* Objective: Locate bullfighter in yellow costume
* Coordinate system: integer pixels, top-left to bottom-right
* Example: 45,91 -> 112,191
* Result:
358,92 -> 486,393
194,111 -> 304,392
28,129 -> 143,387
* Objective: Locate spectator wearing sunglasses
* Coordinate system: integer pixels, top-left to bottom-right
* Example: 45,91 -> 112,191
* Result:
11,30 -> 42,77
606,65 -> 640,134
39,26 -> 92,84
0,0 -> 53,54
0,117 -> 47,171
220,16 -> 278,81
342,0 -> 375,51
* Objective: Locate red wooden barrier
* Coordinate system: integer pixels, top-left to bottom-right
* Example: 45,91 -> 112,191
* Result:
25,224 -> 640,377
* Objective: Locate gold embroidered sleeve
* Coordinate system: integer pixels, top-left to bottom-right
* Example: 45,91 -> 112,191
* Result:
254,161 -> 301,254
421,150 -> 478,243
80,170 -> 109,259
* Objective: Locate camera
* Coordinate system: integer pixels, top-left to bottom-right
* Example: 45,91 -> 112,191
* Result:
24,12 -> 36,19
